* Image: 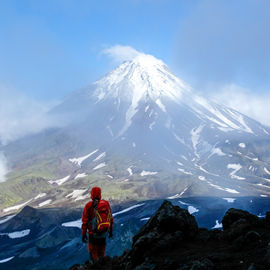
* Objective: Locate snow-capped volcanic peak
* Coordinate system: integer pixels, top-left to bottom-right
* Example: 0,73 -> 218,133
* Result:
93,53 -> 190,103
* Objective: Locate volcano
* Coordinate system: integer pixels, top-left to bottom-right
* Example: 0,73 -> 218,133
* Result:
1,53 -> 270,214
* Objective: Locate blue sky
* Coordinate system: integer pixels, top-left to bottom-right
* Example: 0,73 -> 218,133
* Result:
1,0 -> 270,99
0,0 -> 270,145
0,0 -> 196,101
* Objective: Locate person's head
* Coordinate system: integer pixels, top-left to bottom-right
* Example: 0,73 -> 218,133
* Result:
91,186 -> 101,201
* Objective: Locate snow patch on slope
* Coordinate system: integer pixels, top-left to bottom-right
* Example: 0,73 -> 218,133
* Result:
75,173 -> 87,179
69,149 -> 98,167
113,203 -> 145,217
0,257 -> 14,263
0,229 -> 30,239
62,219 -> 81,229
264,167 -> 270,175
188,206 -> 199,214
239,143 -> 246,148
140,170 -> 158,176
48,175 -> 70,186
156,99 -> 166,112
223,198 -> 236,203
178,168 -> 193,175
3,199 -> 33,213
212,220 -> 223,229
227,164 -> 245,180
93,163 -> 106,170
93,152 -> 106,162
209,147 -> 226,158
66,190 -> 87,201
34,193 -> 46,200
127,167 -> 133,176
38,199 -> 52,207
191,125 -> 204,158
0,215 -> 15,224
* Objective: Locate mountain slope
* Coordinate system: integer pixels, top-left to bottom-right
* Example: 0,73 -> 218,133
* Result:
1,53 -> 270,213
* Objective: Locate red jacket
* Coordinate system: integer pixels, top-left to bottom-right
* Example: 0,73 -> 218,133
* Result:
81,199 -> 113,236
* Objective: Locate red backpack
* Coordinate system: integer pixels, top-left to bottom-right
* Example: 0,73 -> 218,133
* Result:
92,200 -> 112,234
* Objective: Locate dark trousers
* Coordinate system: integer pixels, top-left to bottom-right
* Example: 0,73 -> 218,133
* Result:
88,236 -> 106,262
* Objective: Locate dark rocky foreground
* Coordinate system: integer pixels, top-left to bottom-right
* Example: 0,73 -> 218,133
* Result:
70,200 -> 270,270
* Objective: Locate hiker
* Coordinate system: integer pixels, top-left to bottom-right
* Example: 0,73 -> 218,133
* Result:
81,186 -> 114,262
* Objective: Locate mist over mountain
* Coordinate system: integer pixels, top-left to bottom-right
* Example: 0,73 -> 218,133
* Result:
0,53 -> 270,214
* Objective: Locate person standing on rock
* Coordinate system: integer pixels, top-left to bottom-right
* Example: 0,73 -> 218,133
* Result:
81,186 -> 114,262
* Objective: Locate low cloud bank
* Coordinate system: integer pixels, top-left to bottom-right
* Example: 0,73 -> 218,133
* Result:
0,86 -> 59,145
0,152 -> 8,183
208,84 -> 270,127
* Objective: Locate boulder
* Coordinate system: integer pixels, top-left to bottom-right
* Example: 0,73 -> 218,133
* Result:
222,208 -> 259,231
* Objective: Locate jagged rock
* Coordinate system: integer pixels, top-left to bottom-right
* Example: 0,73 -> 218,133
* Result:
70,201 -> 270,270
129,201 -> 197,268
133,200 -> 198,243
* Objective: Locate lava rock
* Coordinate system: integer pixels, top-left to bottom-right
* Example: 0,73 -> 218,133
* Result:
133,200 -> 198,244
70,201 -> 270,270
244,231 -> 261,244
222,208 -> 260,231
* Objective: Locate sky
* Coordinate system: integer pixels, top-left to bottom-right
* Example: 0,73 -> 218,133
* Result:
0,0 -> 270,148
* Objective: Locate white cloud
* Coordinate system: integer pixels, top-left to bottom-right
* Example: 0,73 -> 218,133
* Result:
0,152 -> 8,183
0,85 -> 58,145
208,84 -> 270,127
101,45 -> 141,63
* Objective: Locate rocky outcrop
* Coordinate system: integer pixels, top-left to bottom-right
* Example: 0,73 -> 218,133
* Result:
70,201 -> 270,270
